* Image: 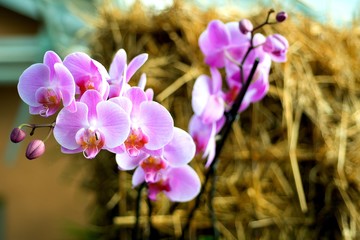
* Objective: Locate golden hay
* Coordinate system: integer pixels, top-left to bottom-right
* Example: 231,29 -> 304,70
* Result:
88,1 -> 360,239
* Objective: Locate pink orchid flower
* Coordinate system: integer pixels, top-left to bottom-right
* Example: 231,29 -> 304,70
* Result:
116,127 -> 196,182
192,67 -> 224,124
111,87 -> 174,157
17,51 -> 76,117
108,49 -> 148,98
63,52 -> 110,100
263,33 -> 289,63
199,20 -> 250,68
122,128 -> 199,202
53,90 -> 130,158
134,165 -> 201,202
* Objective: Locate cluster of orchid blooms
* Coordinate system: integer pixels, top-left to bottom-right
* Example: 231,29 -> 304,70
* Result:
10,10 -> 288,204
189,10 -> 288,168
10,49 -> 200,202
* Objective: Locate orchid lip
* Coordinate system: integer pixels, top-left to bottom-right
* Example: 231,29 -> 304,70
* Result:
140,156 -> 167,183
76,128 -> 105,159
124,127 -> 149,156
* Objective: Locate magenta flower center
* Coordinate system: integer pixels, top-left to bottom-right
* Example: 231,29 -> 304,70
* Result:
147,179 -> 171,201
78,75 -> 100,96
76,128 -> 105,158
124,128 -> 149,156
37,88 -> 61,116
140,156 -> 167,182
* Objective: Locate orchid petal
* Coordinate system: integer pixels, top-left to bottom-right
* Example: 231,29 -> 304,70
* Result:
109,49 -> 126,80
60,146 -> 82,154
145,88 -> 154,101
263,34 -> 289,63
116,152 -> 148,170
165,165 -> 201,202
126,53 -> 148,82
204,51 -> 226,68
54,102 -> 88,150
226,21 -> 250,44
109,96 -> 133,115
204,130 -> 216,168
54,63 -> 76,108
18,63 -> 50,107
163,127 -> 195,166
139,101 -> 174,150
29,106 -> 43,115
44,51 -> 62,79
209,67 -> 222,93
189,115 -> 213,153
80,90 -> 103,123
124,87 -> 147,118
201,95 -> 224,124
138,73 -> 147,90
97,101 -> 130,148
132,167 -> 145,187
63,52 -> 92,81
207,20 -> 230,49
191,75 -> 211,116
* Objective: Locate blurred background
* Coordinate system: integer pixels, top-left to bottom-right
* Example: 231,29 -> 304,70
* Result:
0,0 -> 359,239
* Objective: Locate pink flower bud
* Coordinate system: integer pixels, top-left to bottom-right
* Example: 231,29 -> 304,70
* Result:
26,140 -> 45,160
10,127 -> 26,143
276,11 -> 287,22
239,19 -> 253,34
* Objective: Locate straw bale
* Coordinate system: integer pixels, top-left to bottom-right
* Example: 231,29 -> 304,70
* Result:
88,0 -> 360,239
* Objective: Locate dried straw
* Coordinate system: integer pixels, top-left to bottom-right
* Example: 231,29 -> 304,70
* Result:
89,0 -> 360,239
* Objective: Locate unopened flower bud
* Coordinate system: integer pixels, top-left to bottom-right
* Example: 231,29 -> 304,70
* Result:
239,19 -> 253,34
10,127 -> 26,143
276,11 -> 288,22
26,140 -> 45,160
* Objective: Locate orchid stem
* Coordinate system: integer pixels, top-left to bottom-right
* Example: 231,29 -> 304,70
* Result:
133,183 -> 145,240
179,58 -> 260,240
19,122 -> 55,137
147,195 -> 158,240
209,172 -> 219,239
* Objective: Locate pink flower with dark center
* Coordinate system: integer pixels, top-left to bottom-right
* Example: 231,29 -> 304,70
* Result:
116,127 -> 199,202
63,52 -> 110,99
117,127 -> 195,182
18,51 -> 76,117
54,90 -> 130,158
112,87 -> 174,157
130,164 -> 201,202
139,155 -> 168,182
144,165 -> 201,202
